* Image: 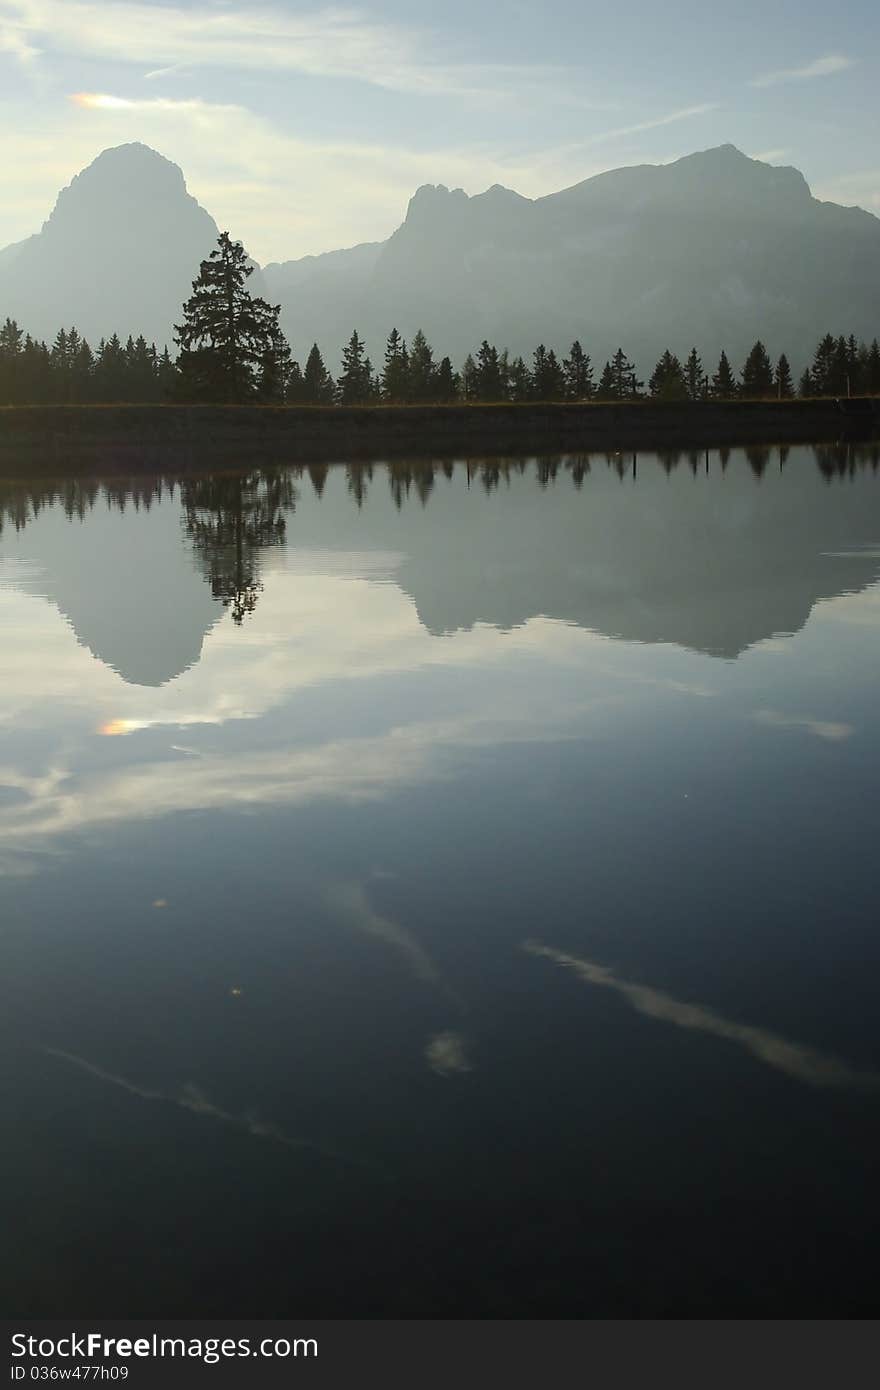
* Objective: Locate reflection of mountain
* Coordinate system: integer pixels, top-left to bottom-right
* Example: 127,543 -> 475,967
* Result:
396,459 -> 880,656
2,451 -> 879,674
4,490 -> 221,686
270,451 -> 880,658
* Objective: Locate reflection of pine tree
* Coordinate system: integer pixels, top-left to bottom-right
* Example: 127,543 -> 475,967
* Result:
181,469 -> 296,623
346,463 -> 372,508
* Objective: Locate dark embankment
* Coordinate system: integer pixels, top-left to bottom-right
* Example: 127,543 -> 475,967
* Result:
1,399 -> 876,474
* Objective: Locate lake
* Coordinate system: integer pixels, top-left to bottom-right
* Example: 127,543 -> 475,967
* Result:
2,443 -> 880,1317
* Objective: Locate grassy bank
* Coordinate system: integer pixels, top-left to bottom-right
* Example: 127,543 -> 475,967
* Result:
0,398 -> 876,473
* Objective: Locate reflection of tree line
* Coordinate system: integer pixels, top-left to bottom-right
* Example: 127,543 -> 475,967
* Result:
2,445 -> 879,617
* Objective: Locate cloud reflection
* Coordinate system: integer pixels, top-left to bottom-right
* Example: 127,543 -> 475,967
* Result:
524,942 -> 880,1092
44,1047 -> 378,1172
425,1031 -> 472,1076
326,880 -> 462,1008
754,709 -> 854,741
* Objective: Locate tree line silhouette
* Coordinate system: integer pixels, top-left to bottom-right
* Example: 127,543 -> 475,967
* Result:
2,232 -> 879,407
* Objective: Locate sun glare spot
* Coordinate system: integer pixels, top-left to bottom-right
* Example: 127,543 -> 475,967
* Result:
98,718 -> 139,736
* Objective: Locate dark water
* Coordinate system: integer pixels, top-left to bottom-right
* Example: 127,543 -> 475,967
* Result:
2,444 -> 880,1317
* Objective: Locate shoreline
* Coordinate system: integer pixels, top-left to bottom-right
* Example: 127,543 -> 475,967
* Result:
0,399 -> 877,474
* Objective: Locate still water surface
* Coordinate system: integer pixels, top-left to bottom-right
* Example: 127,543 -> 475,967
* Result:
2,445 -> 880,1316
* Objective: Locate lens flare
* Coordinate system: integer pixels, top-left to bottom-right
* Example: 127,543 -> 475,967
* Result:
71,93 -> 134,110
98,718 -> 147,736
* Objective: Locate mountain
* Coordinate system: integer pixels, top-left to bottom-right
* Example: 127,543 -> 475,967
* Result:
0,144 -> 233,350
1,142 -> 878,368
263,144 -> 880,371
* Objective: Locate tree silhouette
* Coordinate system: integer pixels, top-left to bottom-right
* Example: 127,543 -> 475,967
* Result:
408,329 -> 436,402
684,348 -> 705,401
475,341 -> 505,401
302,342 -> 335,404
774,353 -> 794,399
435,356 -> 458,402
649,350 -> 687,400
532,344 -> 566,400
740,340 -> 774,398
711,350 -> 737,399
562,341 -> 594,401
337,330 -> 374,404
181,469 -> 296,623
175,232 -> 286,402
381,328 -> 409,402
507,355 -> 531,402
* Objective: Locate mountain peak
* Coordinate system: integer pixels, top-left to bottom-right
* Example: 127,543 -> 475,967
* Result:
45,144 -> 192,235
1,142 -> 220,347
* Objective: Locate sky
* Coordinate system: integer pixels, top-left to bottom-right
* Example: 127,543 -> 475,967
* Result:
0,0 -> 878,264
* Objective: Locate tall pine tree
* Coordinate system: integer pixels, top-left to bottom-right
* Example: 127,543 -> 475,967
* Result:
175,232 -> 287,402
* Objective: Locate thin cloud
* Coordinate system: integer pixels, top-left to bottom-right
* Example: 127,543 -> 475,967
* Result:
0,22 -> 38,61
2,0 -> 611,107
585,103 -> 718,146
525,941 -> 880,1092
750,54 -> 854,88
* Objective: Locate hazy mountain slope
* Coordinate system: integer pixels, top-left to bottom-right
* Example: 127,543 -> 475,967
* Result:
266,145 -> 880,371
0,144 -> 259,350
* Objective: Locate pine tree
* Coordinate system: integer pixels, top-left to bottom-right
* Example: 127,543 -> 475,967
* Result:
71,337 -> 95,403
51,328 -> 72,401
684,348 -> 705,400
810,334 -> 837,396
126,334 -> 156,401
866,339 -> 880,395
562,340 -> 594,400
461,354 -> 478,401
798,367 -> 813,398
649,349 -> 687,400
609,347 -> 641,400
475,341 -> 505,401
774,353 -> 794,399
507,355 -> 531,402
286,359 -> 305,403
257,324 -> 292,402
845,334 -> 861,394
531,344 -> 565,400
381,328 -> 410,403
711,350 -> 736,398
302,343 -> 335,404
156,347 -> 178,400
337,331 -> 373,405
596,361 -> 616,400
740,341 -> 774,397
175,231 -> 285,402
408,329 -> 436,403
0,318 -> 23,405
435,356 -> 458,402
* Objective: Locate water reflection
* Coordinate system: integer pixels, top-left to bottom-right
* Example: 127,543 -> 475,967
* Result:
3,443 -> 880,1317
2,445 -> 880,687
525,942 -> 880,1092
182,471 -> 296,624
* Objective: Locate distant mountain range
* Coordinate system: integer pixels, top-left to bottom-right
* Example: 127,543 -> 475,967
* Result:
1,141 -> 879,371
